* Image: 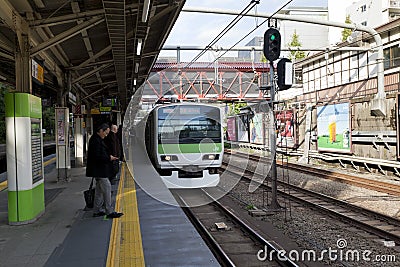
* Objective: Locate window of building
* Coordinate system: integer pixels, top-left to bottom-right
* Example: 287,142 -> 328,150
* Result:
383,46 -> 400,70
390,1 -> 400,8
393,46 -> 400,67
361,21 -> 367,26
360,4 -> 367,12
384,48 -> 391,69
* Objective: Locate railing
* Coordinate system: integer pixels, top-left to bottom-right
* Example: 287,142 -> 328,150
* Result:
229,141 -> 400,178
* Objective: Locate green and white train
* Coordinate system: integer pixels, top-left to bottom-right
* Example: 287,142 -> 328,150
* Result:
145,103 -> 223,188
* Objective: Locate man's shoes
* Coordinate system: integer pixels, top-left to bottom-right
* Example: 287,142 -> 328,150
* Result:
93,211 -> 106,217
106,212 -> 124,219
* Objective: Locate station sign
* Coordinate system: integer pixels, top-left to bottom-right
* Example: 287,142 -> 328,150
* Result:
99,106 -> 112,114
103,97 -> 118,107
90,108 -> 100,114
31,59 -> 44,84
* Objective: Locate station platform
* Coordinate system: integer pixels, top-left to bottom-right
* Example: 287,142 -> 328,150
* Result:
0,153 -> 219,266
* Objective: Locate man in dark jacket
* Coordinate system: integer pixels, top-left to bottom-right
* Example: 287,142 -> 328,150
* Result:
86,123 -> 123,219
104,124 -> 121,183
117,124 -> 124,161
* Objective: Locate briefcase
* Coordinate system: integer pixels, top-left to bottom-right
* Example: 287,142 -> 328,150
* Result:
84,178 -> 95,209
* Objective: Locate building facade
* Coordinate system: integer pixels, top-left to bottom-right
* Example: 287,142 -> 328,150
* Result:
238,37 -> 264,62
346,0 -> 400,28
278,6 -> 329,58
279,18 -> 400,165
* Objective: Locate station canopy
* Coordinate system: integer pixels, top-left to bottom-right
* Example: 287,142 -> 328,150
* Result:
0,0 -> 185,110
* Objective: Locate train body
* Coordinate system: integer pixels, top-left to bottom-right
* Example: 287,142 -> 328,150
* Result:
145,103 -> 223,188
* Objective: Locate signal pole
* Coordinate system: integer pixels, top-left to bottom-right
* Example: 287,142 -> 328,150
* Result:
264,27 -> 282,210
268,61 -> 281,210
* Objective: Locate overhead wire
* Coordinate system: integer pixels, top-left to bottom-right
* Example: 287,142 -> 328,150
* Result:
209,0 -> 294,66
184,0 -> 259,68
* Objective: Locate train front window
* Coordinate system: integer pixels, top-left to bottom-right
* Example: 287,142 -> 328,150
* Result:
158,106 -> 221,144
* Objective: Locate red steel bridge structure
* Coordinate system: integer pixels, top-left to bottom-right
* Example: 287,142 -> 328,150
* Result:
142,62 -> 271,102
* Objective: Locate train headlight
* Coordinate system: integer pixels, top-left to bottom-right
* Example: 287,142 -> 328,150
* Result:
161,155 -> 178,161
202,154 -> 219,160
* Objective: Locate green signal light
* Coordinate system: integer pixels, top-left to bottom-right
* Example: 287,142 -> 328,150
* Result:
270,34 -> 276,41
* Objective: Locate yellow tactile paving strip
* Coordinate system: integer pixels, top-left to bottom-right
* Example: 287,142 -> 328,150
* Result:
0,157 -> 56,192
0,180 -> 7,192
107,163 -> 145,267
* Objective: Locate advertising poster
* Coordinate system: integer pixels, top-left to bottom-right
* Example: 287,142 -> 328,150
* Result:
237,115 -> 249,142
250,113 -> 264,144
276,110 -> 296,148
397,93 -> 400,159
226,117 -> 236,141
317,102 -> 351,152
56,108 -> 66,145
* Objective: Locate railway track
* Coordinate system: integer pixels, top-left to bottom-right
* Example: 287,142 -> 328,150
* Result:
221,153 -> 400,245
225,149 -> 400,197
172,189 -> 299,267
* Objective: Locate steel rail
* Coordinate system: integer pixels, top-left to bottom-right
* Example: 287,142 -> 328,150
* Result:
225,149 -> 400,197
221,158 -> 400,245
173,189 -> 299,267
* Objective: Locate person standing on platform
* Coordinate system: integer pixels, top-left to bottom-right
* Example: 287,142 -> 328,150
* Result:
86,123 -> 123,219
104,124 -> 121,184
117,124 -> 124,161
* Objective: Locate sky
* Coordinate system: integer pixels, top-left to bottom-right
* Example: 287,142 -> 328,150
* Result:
158,0 -> 328,62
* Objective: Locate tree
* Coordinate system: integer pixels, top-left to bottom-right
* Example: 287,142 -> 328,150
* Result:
288,30 -> 306,61
226,102 -> 247,116
260,54 -> 267,63
342,15 -> 352,42
42,106 -> 55,141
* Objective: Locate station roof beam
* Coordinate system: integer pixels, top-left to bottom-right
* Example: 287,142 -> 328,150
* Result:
0,0 -> 185,111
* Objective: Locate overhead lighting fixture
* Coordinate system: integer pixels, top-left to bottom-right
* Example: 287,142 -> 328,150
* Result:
135,63 -> 139,73
142,0 -> 151,23
136,39 -> 142,55
133,78 -> 137,86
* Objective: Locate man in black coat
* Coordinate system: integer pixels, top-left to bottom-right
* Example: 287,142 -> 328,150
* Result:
86,123 -> 123,219
104,124 -> 121,183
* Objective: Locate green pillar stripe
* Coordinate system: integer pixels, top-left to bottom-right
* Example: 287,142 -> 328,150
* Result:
5,93 -> 42,119
8,183 -> 45,222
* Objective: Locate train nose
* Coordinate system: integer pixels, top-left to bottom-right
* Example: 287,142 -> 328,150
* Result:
182,165 -> 201,172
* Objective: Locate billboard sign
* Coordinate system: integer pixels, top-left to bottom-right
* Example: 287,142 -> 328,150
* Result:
397,94 -> 400,159
317,102 -> 351,152
250,113 -> 264,144
226,117 -> 236,141
237,114 -> 249,142
276,110 -> 296,148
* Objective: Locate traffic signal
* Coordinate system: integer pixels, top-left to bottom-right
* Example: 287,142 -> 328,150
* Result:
277,58 -> 293,90
263,28 -> 281,62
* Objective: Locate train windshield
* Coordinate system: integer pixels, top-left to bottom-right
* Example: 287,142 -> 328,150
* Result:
158,105 -> 221,144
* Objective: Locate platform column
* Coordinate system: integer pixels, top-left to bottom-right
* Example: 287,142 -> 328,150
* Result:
299,103 -> 312,164
56,107 -> 71,181
74,92 -> 84,167
74,115 -> 84,167
15,34 -> 31,94
5,93 -> 45,225
86,107 -> 93,151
